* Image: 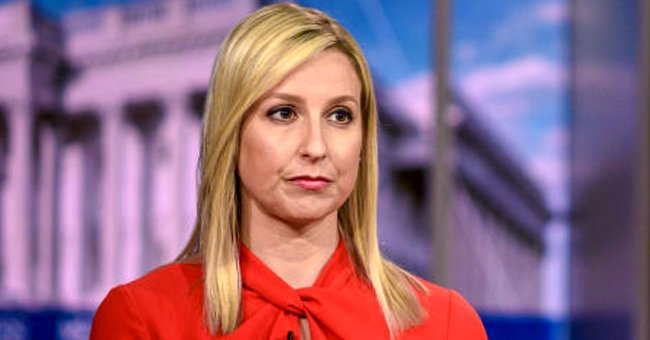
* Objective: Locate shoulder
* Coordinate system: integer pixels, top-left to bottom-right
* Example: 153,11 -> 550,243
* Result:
123,262 -> 203,296
90,263 -> 204,339
410,278 -> 488,340
105,262 -> 204,309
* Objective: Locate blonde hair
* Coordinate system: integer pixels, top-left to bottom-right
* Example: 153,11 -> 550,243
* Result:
177,3 -> 427,337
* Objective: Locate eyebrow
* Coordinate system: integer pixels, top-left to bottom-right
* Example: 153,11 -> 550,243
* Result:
269,92 -> 360,107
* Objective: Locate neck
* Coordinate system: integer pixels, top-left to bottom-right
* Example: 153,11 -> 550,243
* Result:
241,209 -> 340,288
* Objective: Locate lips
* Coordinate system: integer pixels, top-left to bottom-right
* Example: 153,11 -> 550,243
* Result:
287,175 -> 332,190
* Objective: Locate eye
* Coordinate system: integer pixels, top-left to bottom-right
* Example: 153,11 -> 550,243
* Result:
267,105 -> 297,122
327,107 -> 354,125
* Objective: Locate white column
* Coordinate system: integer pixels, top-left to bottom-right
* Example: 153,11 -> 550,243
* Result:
79,123 -> 102,300
120,122 -> 144,282
153,94 -> 185,262
59,140 -> 84,305
181,101 -> 201,249
542,219 -> 569,318
2,101 -> 32,302
34,122 -> 57,303
96,104 -> 122,301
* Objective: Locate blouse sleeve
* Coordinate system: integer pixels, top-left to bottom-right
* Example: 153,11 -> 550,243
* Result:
89,286 -> 150,339
447,290 -> 488,340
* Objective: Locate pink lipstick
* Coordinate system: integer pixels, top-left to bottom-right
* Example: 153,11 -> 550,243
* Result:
288,176 -> 332,190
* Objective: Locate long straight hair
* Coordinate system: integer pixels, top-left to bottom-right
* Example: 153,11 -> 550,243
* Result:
176,3 -> 427,337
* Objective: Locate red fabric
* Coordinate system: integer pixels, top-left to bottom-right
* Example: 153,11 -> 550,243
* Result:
91,241 -> 487,339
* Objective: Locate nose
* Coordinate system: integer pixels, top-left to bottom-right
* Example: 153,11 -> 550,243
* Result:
299,116 -> 327,162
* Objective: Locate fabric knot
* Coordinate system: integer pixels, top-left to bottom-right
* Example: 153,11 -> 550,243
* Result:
237,240 -> 397,339
284,299 -> 308,318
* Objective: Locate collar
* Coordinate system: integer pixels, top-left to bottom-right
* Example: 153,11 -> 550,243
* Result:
239,239 -> 356,317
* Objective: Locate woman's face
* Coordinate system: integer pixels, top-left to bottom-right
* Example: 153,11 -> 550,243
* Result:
238,50 -> 363,226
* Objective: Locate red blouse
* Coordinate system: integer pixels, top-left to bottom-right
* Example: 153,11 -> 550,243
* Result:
90,241 -> 487,339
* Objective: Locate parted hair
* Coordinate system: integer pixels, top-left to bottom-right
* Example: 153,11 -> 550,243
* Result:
176,3 -> 427,337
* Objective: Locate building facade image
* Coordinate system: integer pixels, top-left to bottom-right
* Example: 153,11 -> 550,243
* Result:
376,87 -> 549,313
0,0 -> 256,307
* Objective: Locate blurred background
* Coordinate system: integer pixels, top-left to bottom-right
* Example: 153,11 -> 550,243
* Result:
0,0 -> 647,339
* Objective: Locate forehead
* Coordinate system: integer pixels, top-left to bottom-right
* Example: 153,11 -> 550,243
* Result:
269,50 -> 362,99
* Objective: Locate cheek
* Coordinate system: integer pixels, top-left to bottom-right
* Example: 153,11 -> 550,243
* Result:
332,134 -> 363,182
238,126 -> 271,186
238,125 -> 290,186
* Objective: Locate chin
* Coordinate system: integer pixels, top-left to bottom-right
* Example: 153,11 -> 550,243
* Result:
283,211 -> 332,226
276,203 -> 339,226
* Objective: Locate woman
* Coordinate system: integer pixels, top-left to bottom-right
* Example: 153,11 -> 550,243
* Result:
90,3 -> 487,339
